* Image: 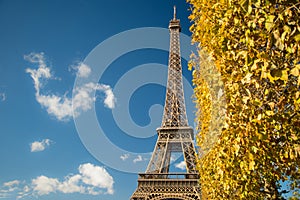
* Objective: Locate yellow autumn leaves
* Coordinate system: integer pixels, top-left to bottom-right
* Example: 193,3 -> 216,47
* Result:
188,0 -> 300,199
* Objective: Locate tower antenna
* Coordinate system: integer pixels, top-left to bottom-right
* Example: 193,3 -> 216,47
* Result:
173,5 -> 176,20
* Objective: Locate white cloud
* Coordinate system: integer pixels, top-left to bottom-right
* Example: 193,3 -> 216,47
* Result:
133,155 -> 143,163
103,86 -> 115,109
0,93 -> 6,102
17,185 -> 30,199
32,176 -> 59,195
3,180 -> 20,188
78,163 -> 114,195
76,63 -> 91,78
57,174 -> 84,194
72,82 -> 116,116
24,52 -> 51,92
120,154 -> 129,161
31,174 -> 86,196
170,155 -> 176,162
175,161 -> 186,170
0,163 -> 114,199
35,94 -> 73,121
0,180 -> 20,199
25,52 -> 116,121
30,139 -> 52,152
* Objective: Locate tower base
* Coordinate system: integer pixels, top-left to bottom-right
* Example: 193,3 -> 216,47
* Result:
131,173 -> 201,200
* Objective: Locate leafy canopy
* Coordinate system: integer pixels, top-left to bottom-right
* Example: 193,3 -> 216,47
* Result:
188,0 -> 300,199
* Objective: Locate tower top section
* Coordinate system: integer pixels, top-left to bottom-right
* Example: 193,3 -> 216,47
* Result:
169,5 -> 181,31
161,6 -> 188,128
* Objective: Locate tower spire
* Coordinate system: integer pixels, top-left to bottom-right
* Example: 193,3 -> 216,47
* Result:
173,5 -> 176,20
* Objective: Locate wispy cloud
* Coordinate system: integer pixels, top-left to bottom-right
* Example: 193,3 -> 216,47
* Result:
3,180 -> 20,188
0,93 -> 6,102
0,163 -> 114,199
73,82 -> 115,113
133,155 -> 145,163
175,161 -> 186,170
24,52 -> 116,121
24,52 -> 51,92
120,154 -> 129,161
30,139 -> 52,152
0,180 -> 20,199
16,185 -> 30,199
170,155 -> 176,162
75,63 -> 91,78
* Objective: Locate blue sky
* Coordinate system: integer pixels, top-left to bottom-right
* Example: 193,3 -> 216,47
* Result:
0,1 -> 195,199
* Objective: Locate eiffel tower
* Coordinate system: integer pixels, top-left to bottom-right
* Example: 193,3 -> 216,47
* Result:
130,6 -> 201,200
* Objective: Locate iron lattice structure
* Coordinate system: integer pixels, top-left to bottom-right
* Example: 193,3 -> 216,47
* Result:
131,7 -> 201,200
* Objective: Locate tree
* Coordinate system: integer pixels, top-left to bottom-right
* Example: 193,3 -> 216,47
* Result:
188,0 -> 300,199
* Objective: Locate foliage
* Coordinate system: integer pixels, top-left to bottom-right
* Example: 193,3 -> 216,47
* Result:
189,50 -> 226,157
188,0 -> 300,199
